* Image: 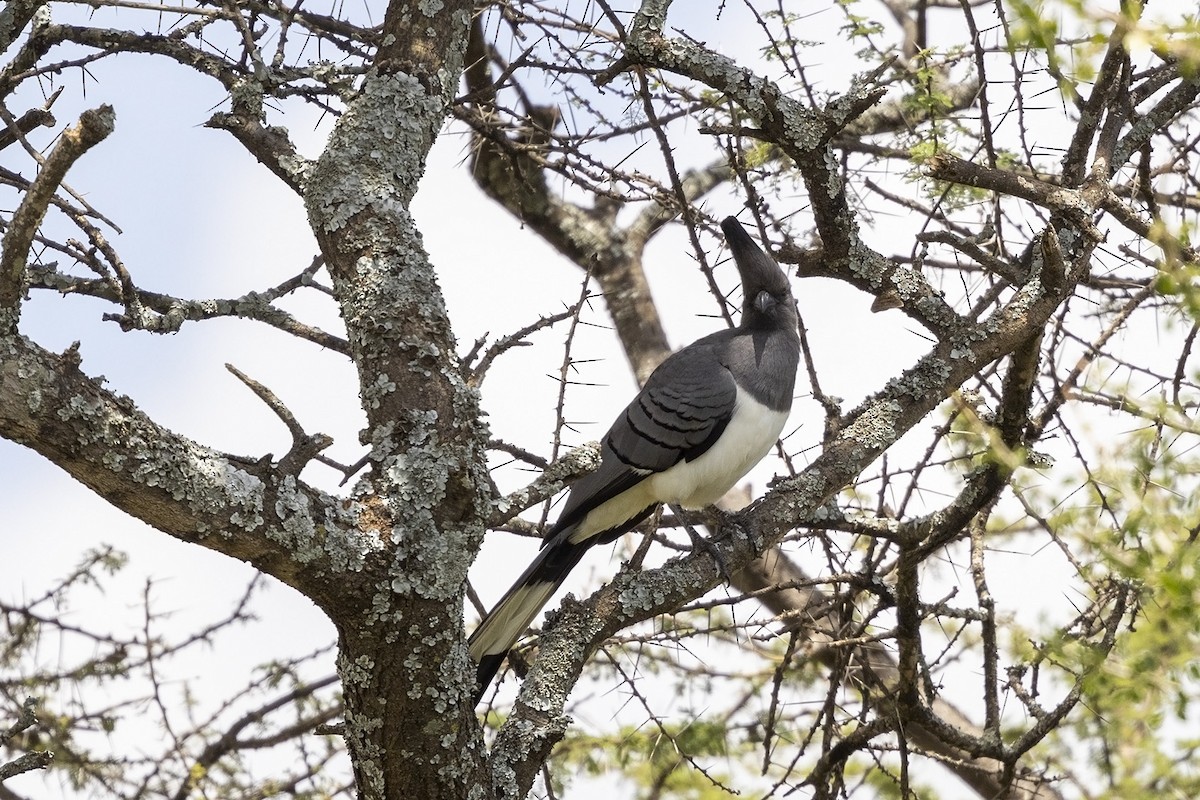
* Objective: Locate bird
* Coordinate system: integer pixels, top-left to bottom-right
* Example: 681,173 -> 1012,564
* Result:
469,216 -> 800,702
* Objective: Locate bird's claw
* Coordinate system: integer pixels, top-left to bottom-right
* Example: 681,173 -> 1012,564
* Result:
685,509 -> 737,583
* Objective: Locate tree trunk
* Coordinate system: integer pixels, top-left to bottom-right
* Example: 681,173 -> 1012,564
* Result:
300,2 -> 493,796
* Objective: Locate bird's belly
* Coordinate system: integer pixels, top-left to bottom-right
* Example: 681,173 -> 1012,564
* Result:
649,390 -> 789,509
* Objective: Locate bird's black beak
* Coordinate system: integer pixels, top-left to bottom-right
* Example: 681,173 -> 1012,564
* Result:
722,216 -> 785,296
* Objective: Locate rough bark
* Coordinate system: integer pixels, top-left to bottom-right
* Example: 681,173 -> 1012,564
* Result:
298,1 -> 493,797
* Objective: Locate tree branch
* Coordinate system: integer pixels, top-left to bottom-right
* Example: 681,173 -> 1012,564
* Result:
623,0 -> 965,340
0,0 -> 47,52
0,105 -> 114,322
0,333 -> 375,611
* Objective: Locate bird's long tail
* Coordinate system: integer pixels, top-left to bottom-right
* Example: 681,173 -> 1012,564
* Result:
469,532 -> 589,702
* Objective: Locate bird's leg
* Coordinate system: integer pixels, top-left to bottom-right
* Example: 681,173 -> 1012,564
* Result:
671,504 -> 738,583
626,507 -> 663,572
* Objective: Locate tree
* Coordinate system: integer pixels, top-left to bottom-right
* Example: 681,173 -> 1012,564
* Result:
2,0 -> 1200,798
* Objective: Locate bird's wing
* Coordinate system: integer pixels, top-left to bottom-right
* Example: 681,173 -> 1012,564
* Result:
611,341 -> 739,468
550,341 -> 738,536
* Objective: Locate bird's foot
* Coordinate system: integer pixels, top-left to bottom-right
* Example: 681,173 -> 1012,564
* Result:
684,509 -> 737,584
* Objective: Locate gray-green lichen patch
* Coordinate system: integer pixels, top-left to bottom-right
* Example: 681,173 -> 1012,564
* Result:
378,408 -> 484,600
365,582 -> 401,635
949,345 -> 976,361
617,574 -> 672,613
5,336 -> 387,591
338,688 -> 386,799
306,70 -> 442,234
271,475 -> 330,562
888,261 -> 929,297
847,241 -> 887,286
341,653 -> 377,688
818,147 -> 843,197
913,293 -> 950,321
51,387 -> 267,522
766,465 -> 826,518
810,505 -> 831,524
24,385 -> 41,412
881,355 -> 952,402
364,372 -> 398,410
842,399 -> 902,450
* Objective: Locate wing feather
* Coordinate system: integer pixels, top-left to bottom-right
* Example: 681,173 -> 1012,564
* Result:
549,341 -> 737,537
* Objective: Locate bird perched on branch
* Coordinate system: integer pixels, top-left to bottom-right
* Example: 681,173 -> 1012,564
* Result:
469,216 -> 800,702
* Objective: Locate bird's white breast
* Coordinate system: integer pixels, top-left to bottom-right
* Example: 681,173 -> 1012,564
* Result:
648,387 -> 788,509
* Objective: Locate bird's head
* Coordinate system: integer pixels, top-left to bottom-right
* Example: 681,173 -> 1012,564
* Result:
721,216 -> 797,332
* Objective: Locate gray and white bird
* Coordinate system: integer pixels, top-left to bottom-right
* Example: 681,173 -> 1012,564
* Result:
469,216 -> 800,702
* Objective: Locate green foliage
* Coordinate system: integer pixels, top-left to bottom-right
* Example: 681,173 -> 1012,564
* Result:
1007,0 -> 1073,98
1149,220 -> 1200,321
1006,0 -> 1200,103
858,763 -> 940,800
906,50 -> 957,119
942,394 -> 1028,475
552,719 -> 745,799
837,0 -> 885,41
1129,9 -> 1200,77
1028,427 -> 1200,798
906,139 -> 943,165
